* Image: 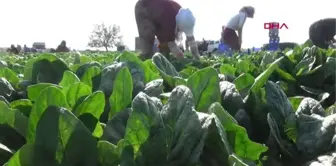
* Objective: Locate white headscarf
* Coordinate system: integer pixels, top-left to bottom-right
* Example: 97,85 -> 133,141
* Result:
176,8 -> 196,37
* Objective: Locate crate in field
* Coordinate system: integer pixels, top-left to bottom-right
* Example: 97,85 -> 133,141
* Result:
269,28 -> 279,33
32,42 -> 46,50
269,36 -> 280,43
269,31 -> 279,37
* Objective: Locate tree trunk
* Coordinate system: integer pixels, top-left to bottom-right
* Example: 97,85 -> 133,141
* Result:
105,46 -> 108,52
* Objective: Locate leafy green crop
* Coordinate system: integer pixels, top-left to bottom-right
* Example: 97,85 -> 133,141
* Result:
0,45 -> 335,166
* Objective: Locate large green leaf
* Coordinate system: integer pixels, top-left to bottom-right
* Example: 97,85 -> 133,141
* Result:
143,59 -> 160,76
0,101 -> 28,138
250,56 -> 284,93
187,67 -> 221,112
117,51 -> 160,83
109,67 -> 133,119
233,73 -> 255,92
66,82 -> 92,108
32,59 -> 69,84
99,63 -> 125,97
143,79 -> 164,97
219,64 -> 236,76
0,67 -> 20,88
23,53 -> 58,80
236,59 -> 250,73
59,70 -> 80,87
6,143 -> 35,166
97,141 -> 120,166
76,62 -> 101,79
10,99 -> 32,117
101,109 -> 131,145
123,92 -> 161,154
80,66 -> 101,90
74,91 -> 105,138
208,102 -> 268,161
161,85 -> 213,165
27,83 -> 61,102
152,53 -> 181,88
0,143 -> 13,165
0,78 -> 15,100
27,86 -> 68,143
33,105 -> 98,165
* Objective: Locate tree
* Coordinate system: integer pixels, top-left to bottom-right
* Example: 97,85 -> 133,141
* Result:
87,23 -> 122,51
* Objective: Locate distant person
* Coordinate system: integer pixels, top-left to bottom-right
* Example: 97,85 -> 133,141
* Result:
16,45 -> 22,53
117,45 -> 125,52
23,44 -> 30,53
135,0 -> 200,60
309,18 -> 336,49
50,48 -> 56,53
198,39 -> 209,55
56,40 -> 70,52
221,6 -> 255,51
7,44 -> 19,54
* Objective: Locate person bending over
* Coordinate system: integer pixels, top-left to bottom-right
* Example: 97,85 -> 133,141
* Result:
309,18 -> 336,49
221,6 -> 255,51
135,0 -> 200,60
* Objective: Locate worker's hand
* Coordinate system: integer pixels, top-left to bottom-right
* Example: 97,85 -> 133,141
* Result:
167,41 -> 184,60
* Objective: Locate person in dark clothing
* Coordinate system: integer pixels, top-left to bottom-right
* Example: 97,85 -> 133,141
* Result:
7,44 -> 19,54
56,40 -> 70,52
309,18 -> 336,49
135,0 -> 200,60
23,44 -> 30,53
16,45 -> 22,53
198,39 -> 209,55
50,48 -> 56,53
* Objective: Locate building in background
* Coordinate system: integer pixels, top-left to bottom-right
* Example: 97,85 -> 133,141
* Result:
32,42 -> 46,50
269,22 -> 280,50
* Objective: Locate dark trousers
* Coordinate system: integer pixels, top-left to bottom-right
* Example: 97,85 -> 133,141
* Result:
221,27 -> 241,51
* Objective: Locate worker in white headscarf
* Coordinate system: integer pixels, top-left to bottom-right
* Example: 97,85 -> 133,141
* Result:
135,0 -> 200,60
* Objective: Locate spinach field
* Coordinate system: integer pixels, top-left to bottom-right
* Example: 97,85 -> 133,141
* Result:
0,44 -> 335,166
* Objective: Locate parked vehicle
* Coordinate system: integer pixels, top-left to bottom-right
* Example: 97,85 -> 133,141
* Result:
32,42 -> 46,52
207,40 -> 220,53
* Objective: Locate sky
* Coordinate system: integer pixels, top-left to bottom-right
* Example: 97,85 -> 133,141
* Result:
1,0 -> 335,50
